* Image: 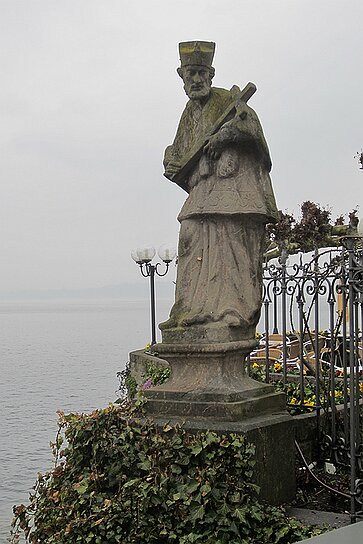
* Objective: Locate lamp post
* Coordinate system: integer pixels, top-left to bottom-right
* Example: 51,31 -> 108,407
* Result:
131,245 -> 176,346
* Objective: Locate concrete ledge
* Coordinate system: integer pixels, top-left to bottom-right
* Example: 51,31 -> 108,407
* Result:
129,349 -> 169,387
296,520 -> 363,543
286,507 -> 350,529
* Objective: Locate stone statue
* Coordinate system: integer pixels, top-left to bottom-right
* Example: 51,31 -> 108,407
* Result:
142,48 -> 294,502
160,41 -> 278,346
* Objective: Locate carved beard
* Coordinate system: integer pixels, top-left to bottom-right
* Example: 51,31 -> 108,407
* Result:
184,83 -> 211,101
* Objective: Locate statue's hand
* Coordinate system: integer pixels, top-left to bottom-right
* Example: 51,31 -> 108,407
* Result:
204,134 -> 223,160
235,101 -> 250,120
164,160 -> 181,177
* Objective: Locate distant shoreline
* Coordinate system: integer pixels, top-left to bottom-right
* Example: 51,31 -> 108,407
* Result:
0,281 -> 176,302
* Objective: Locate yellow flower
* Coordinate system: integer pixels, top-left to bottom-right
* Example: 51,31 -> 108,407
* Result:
274,362 -> 282,372
252,362 -> 260,369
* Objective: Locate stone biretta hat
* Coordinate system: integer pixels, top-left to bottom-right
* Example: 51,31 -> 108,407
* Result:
179,41 -> 215,68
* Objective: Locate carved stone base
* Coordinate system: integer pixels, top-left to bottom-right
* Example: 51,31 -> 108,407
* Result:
129,344 -> 295,505
131,341 -> 296,504
145,412 -> 296,505
160,321 -> 256,345
144,340 -> 286,420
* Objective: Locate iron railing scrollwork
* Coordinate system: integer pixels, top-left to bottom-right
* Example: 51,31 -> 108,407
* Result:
254,239 -> 363,522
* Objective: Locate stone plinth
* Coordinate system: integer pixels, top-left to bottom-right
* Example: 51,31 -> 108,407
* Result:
133,342 -> 296,505
144,340 -> 286,420
143,410 -> 296,505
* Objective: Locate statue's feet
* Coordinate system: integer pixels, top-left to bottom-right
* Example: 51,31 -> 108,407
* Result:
184,311 -> 243,328
159,317 -> 177,331
223,313 -> 241,327
160,312 -> 208,330
221,310 -> 248,328
183,312 -> 211,325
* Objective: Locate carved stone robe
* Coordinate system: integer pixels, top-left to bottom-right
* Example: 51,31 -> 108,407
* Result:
161,87 -> 278,345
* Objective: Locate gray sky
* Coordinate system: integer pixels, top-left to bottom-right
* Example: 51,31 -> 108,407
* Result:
0,0 -> 362,293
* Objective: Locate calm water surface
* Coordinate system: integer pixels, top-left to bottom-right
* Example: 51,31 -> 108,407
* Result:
0,298 -> 171,542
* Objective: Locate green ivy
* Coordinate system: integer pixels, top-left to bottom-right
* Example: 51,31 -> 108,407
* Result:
11,402 -> 322,543
117,361 -> 138,399
117,358 -> 171,400
143,361 -> 171,387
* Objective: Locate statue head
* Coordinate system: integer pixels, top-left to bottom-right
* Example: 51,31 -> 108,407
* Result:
177,41 -> 215,102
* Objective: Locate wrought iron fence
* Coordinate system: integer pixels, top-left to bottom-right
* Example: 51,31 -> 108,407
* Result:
247,237 -> 363,521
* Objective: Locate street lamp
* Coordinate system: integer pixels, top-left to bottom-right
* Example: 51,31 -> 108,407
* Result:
131,245 -> 176,345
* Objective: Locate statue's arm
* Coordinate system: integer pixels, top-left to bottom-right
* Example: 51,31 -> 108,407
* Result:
163,106 -> 192,192
163,144 -> 190,192
204,105 -> 272,171
163,145 -> 180,176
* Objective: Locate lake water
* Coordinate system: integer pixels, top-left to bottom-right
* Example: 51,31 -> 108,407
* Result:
0,298 -> 172,543
0,293 -> 334,542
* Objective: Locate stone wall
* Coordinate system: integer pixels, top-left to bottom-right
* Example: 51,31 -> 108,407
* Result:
129,349 -> 341,469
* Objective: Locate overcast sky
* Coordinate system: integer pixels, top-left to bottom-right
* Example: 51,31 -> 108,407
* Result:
0,0 -> 362,294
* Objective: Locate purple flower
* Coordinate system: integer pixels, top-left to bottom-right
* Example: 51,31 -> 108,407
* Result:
141,378 -> 152,390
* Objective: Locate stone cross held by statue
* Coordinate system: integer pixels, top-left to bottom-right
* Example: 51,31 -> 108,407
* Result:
167,81 -> 257,189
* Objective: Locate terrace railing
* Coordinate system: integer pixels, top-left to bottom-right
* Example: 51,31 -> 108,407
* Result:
248,238 -> 363,521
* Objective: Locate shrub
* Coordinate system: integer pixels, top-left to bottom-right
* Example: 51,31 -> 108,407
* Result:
11,402 -> 322,543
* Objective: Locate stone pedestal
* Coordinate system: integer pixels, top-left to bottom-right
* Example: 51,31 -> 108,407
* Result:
138,341 -> 296,505
144,340 -> 286,420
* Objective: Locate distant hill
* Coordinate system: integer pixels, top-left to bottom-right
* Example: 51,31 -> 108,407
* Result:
0,281 -> 175,302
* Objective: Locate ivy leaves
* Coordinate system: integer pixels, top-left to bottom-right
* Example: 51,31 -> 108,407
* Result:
11,403 -> 322,543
